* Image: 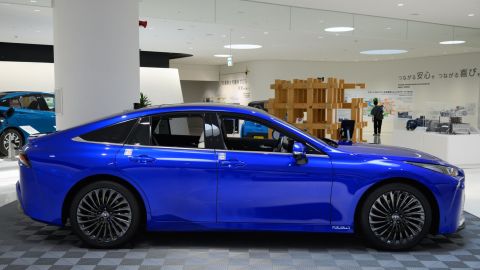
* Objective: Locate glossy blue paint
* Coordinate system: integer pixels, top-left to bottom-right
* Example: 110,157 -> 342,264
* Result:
0,91 -> 56,142
17,103 -> 465,236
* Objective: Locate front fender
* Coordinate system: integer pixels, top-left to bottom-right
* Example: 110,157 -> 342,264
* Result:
330,157 -> 457,230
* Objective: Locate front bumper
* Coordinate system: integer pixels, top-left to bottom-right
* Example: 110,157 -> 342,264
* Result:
16,181 -> 24,213
438,175 -> 465,234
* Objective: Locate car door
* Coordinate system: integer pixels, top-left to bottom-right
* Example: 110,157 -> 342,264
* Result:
216,113 -> 333,225
14,94 -> 54,134
115,112 -> 219,224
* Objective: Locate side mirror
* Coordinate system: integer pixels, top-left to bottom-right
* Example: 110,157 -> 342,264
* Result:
5,107 -> 14,118
292,141 -> 308,165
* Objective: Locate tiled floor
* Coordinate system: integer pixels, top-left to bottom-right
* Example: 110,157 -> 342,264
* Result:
0,202 -> 479,270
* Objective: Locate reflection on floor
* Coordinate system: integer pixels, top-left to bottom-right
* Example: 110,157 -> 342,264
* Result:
0,202 -> 479,269
0,160 -> 18,207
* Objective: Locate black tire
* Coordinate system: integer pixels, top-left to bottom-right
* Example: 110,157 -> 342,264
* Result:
359,183 -> 432,250
69,181 -> 141,248
0,128 -> 23,156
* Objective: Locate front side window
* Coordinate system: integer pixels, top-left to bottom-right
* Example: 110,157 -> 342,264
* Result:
79,119 -> 137,144
42,94 -> 55,111
220,115 -> 294,153
127,113 -> 212,149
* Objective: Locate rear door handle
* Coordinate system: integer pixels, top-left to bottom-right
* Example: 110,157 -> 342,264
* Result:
220,159 -> 245,168
129,155 -> 155,164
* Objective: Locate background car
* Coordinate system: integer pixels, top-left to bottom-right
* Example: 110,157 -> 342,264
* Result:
241,100 -> 269,138
17,103 -> 465,250
0,91 -> 56,155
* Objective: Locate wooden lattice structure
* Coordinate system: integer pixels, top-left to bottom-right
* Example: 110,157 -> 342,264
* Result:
266,77 -> 368,142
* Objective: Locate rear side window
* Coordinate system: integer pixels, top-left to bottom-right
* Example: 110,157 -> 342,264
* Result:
79,119 -> 137,144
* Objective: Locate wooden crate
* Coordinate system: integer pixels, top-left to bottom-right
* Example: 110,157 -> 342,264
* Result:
266,77 -> 368,143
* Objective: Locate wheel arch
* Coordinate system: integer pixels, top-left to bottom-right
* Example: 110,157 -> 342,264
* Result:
61,174 -> 148,228
1,127 -> 26,143
353,177 -> 440,234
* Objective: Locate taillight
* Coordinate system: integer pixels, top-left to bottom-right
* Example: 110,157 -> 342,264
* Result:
18,151 -> 31,167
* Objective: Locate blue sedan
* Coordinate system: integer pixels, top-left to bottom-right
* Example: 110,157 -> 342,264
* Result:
17,103 -> 465,250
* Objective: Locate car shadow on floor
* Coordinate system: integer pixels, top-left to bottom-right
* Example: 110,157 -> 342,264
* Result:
1,202 -> 474,253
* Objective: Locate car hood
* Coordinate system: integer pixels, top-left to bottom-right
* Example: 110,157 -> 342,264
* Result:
337,143 -> 443,163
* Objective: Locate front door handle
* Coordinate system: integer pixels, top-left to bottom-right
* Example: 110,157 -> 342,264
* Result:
129,155 -> 155,164
220,159 -> 245,168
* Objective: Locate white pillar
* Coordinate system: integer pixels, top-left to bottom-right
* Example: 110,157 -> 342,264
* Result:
53,0 -> 139,129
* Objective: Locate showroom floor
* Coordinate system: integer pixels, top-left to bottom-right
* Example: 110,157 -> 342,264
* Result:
0,201 -> 479,270
1,155 -> 480,269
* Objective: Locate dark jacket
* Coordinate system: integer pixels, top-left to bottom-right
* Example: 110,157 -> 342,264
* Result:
371,105 -> 384,120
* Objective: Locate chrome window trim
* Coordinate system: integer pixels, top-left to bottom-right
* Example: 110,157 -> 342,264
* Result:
72,136 -> 328,156
72,136 -> 125,146
122,143 -> 216,152
214,148 -> 329,157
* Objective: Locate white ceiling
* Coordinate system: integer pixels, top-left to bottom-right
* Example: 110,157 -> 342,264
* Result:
0,0 -> 480,65
253,0 -> 480,28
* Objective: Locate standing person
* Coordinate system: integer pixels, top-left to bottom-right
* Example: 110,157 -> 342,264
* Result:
371,98 -> 384,136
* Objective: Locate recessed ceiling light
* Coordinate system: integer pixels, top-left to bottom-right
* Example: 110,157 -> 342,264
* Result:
214,54 -> 232,58
33,9 -> 40,12
188,47 -> 193,50
360,49 -> 408,55
324,27 -> 354,32
439,40 -> 466,45
385,27 -> 392,30
263,31 -> 269,35
468,13 -> 475,17
397,3 -> 404,7
30,0 -> 37,2
224,44 -> 262,49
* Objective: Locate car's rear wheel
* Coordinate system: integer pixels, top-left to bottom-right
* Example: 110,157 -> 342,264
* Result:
0,129 -> 23,156
69,181 -> 141,248
359,183 -> 432,250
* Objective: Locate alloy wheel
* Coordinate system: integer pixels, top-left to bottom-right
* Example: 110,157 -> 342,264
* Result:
76,188 -> 132,243
368,190 -> 425,245
3,131 -> 21,151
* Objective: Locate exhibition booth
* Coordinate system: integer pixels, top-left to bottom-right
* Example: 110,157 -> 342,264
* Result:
0,0 -> 480,268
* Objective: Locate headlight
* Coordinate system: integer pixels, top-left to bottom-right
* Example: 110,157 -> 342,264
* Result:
406,161 -> 459,177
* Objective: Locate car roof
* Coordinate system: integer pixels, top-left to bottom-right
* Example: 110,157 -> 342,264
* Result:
131,102 -> 269,116
0,91 -> 51,98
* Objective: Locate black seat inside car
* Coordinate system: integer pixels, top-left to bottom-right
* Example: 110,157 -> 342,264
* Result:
27,100 -> 39,110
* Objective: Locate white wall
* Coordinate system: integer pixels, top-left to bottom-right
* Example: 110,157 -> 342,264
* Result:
0,62 -> 54,92
140,68 -> 183,105
170,63 -> 220,81
181,80 -> 220,103
220,53 -> 480,135
0,62 -> 184,108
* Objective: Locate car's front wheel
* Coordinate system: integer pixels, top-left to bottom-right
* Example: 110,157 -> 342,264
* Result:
69,181 -> 141,248
0,129 -> 23,156
359,183 -> 432,250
